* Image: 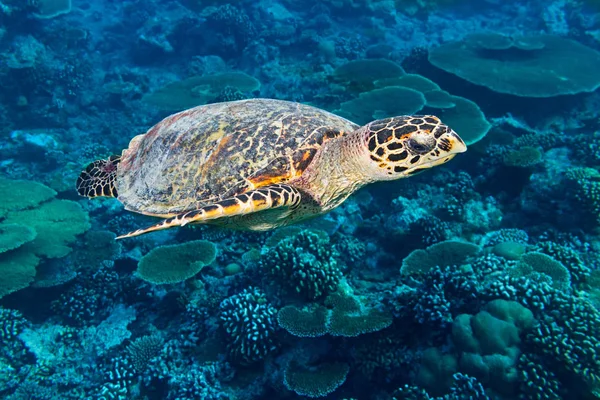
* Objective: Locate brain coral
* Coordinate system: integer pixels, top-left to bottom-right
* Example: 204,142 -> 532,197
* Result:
429,33 -> 600,97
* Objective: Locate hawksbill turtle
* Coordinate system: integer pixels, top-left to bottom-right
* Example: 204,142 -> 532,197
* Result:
77,99 -> 466,239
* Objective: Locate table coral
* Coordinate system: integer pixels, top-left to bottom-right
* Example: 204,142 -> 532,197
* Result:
136,240 -> 217,285
429,33 -> 600,97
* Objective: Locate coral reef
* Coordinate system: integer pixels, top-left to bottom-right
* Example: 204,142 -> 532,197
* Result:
2,0 -> 600,398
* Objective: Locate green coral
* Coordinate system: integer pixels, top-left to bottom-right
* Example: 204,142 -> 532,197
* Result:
510,252 -> 571,290
4,199 -> 91,259
283,361 -> 349,398
401,240 -> 481,276
328,303 -> 392,337
0,179 -> 90,299
335,86 -> 426,125
329,58 -> 490,145
0,224 -> 36,254
136,240 -> 217,284
429,33 -> 600,97
0,247 -> 39,299
492,242 -> 527,260
277,304 -> 329,338
0,177 -> 56,218
30,0 -> 72,19
533,241 -> 590,284
332,59 -> 405,92
375,73 -> 440,92
142,72 -> 260,110
434,95 -> 491,145
451,300 -> 534,396
277,292 -> 392,337
415,347 -> 458,396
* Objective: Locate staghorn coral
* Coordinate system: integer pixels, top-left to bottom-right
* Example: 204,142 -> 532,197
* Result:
51,263 -> 123,327
394,265 -> 483,330
350,326 -> 414,381
564,167 -> 600,228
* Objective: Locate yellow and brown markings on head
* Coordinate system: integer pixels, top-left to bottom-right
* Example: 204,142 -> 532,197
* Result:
365,115 -> 467,177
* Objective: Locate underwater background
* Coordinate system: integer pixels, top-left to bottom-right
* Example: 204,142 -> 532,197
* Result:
3,0 -> 600,399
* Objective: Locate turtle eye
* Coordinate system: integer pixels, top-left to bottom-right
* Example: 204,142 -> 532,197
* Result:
407,136 -> 435,154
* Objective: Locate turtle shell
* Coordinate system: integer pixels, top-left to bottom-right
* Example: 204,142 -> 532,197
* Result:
117,99 -> 359,216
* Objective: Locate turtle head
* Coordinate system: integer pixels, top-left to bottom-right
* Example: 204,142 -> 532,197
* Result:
362,115 -> 466,180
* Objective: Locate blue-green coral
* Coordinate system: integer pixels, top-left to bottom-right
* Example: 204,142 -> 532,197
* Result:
260,229 -> 343,300
219,287 -> 278,364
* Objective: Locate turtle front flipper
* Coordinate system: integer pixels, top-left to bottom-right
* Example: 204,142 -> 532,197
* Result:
76,155 -> 121,198
116,184 -> 302,239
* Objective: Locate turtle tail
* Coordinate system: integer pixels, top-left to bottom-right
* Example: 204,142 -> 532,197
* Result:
76,155 -> 121,198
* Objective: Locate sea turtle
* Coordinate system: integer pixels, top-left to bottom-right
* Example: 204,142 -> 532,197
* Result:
77,99 -> 466,239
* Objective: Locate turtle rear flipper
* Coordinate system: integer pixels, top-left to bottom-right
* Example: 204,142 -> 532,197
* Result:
116,184 -> 302,239
76,155 -> 121,198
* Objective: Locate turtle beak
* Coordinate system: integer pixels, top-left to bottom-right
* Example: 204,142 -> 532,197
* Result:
448,129 -> 467,154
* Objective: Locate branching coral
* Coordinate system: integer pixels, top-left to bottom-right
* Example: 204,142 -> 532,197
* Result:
485,276 -> 600,397
260,229 -> 343,300
219,287 -> 278,364
533,241 -> 591,284
126,334 -> 165,373
394,373 -> 489,399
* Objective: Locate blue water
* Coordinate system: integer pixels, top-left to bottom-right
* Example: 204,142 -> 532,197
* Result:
1,0 -> 600,399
